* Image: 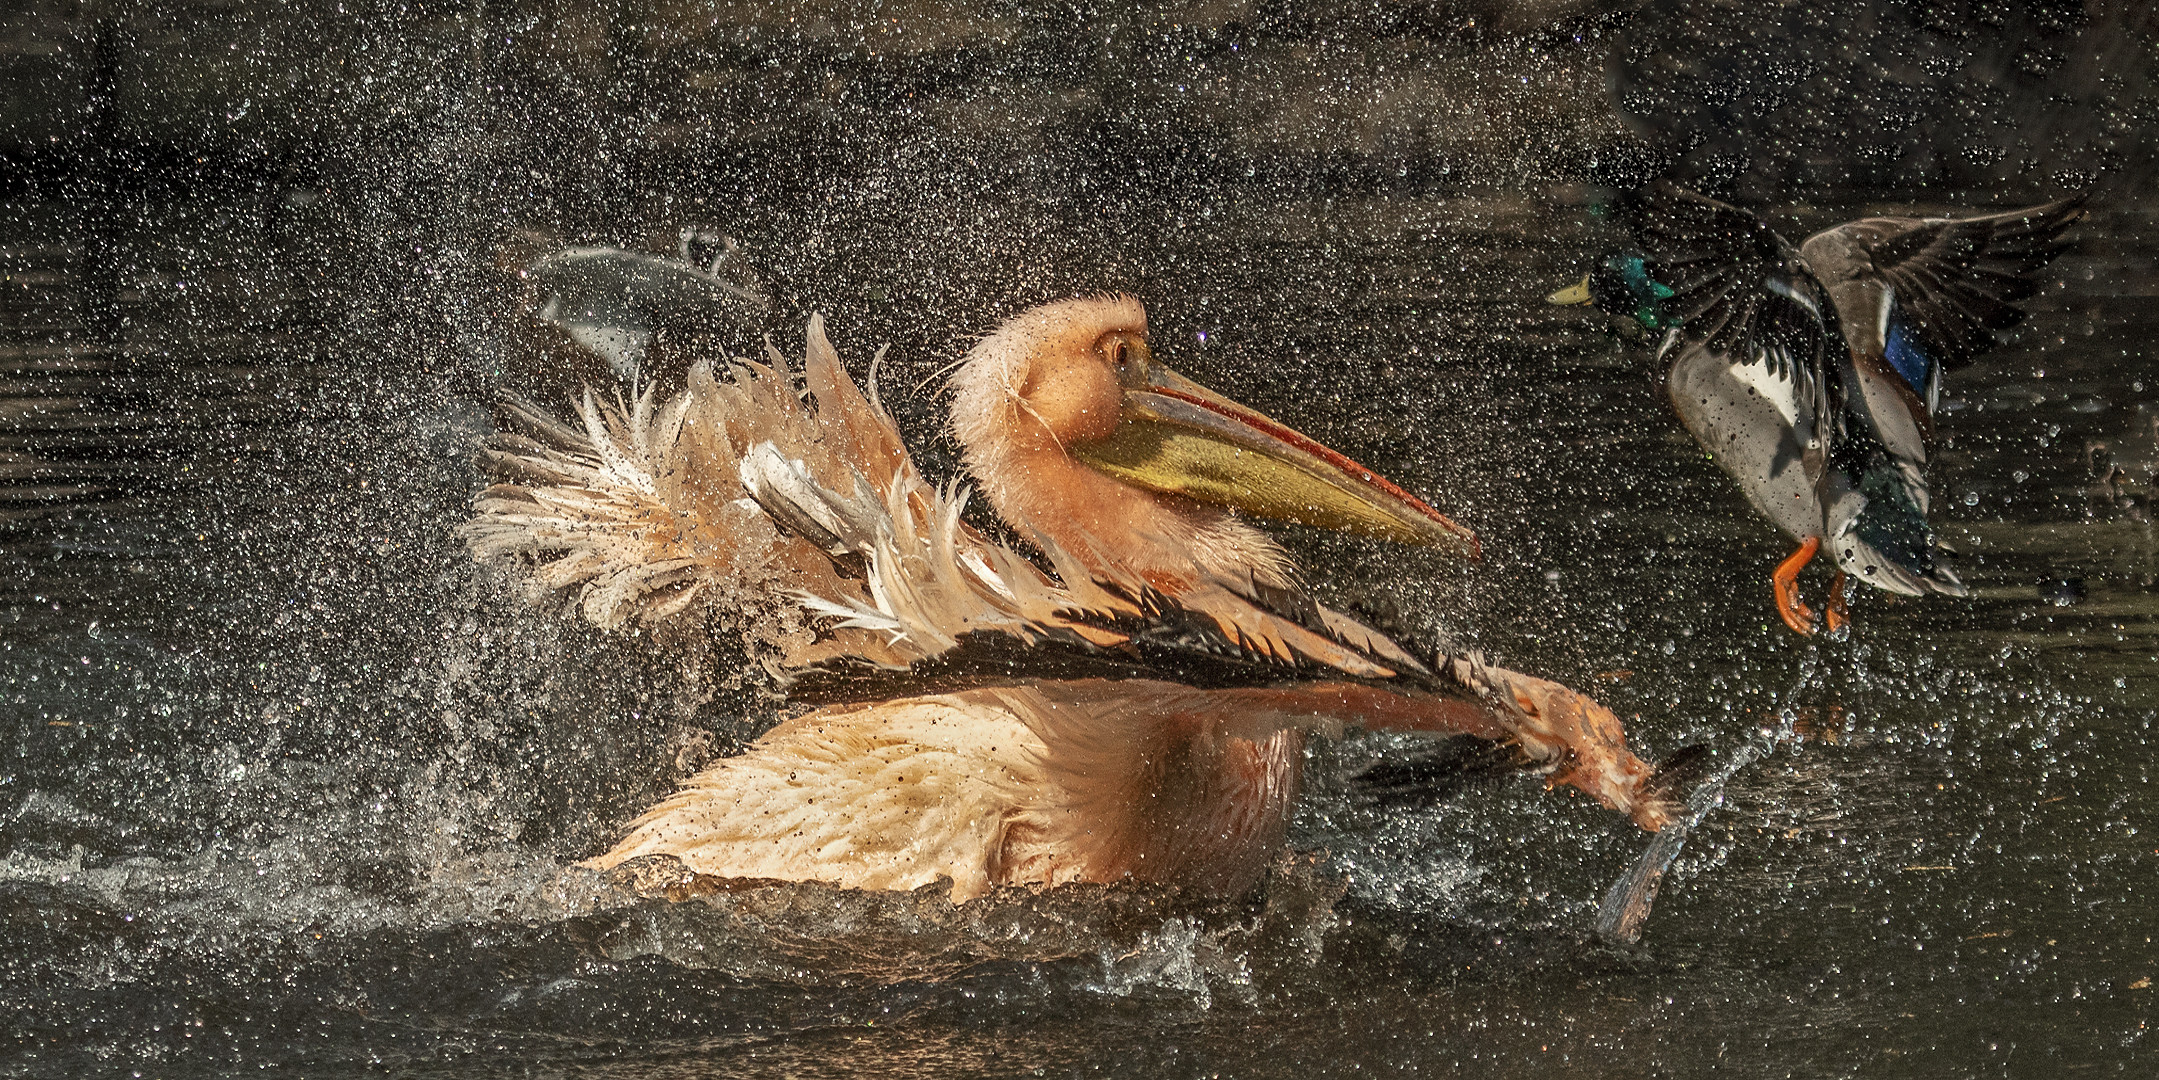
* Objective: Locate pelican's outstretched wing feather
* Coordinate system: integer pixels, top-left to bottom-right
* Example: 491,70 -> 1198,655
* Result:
466,317 -> 1133,673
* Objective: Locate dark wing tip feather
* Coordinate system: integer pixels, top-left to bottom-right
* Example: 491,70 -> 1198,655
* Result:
1642,743 -> 1719,806
1620,182 -> 1830,380
1345,735 -> 1534,810
1870,192 -> 2084,370
491,392 -> 591,452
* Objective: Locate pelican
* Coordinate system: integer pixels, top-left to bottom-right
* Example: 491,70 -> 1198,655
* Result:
468,260 -> 1693,902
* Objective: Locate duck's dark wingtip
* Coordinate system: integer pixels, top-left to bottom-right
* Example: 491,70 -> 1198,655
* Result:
2033,190 -> 2092,231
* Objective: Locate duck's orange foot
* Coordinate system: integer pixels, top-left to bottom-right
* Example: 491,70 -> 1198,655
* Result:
1772,536 -> 1823,636
1823,571 -> 1851,637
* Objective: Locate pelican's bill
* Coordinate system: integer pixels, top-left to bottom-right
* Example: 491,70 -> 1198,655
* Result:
1072,363 -> 1479,557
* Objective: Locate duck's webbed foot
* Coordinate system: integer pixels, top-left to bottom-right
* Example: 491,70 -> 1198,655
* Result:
1823,571 -> 1851,637
1772,536 -> 1823,636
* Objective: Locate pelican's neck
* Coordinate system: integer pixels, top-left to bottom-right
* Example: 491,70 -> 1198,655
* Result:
947,379 -> 1289,598
945,297 -> 1297,597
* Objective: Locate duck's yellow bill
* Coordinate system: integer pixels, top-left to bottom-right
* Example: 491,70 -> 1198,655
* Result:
1546,275 -> 1593,306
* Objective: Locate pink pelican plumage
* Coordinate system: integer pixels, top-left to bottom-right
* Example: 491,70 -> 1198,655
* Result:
467,258 -> 1692,903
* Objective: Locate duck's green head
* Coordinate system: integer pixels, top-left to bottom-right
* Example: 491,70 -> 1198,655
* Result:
1546,253 -> 1674,333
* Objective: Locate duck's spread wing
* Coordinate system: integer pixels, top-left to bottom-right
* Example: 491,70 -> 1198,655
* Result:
1626,184 -> 1835,459
1794,197 -> 2078,602
1658,278 -> 1832,439
1808,195 -> 2084,374
1625,183 -> 1814,365
1790,202 -> 2085,600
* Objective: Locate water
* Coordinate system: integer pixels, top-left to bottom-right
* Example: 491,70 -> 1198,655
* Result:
6,10 -> 2158,1078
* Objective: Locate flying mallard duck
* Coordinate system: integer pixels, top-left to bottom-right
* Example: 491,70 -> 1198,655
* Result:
1549,182 -> 2083,635
467,249 -> 1697,903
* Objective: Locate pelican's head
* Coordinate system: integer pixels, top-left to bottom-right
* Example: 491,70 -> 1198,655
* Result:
948,296 -> 1478,575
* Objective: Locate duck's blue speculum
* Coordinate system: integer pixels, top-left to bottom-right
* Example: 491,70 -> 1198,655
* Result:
1881,306 -> 1931,394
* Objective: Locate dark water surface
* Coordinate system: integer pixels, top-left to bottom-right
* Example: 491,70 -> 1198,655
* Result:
4,7 -> 2158,1073
5,180 -> 2153,1077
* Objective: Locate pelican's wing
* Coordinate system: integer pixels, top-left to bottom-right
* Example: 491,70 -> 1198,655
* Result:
469,296 -> 1137,673
585,694 -> 1051,902
1128,578 -> 1426,681
589,675 -> 1686,904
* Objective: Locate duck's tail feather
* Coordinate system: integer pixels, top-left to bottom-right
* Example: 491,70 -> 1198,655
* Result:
1823,458 -> 1967,597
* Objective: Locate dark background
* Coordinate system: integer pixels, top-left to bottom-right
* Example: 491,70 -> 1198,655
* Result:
3,3 -> 2156,1077
6,0 -> 2155,519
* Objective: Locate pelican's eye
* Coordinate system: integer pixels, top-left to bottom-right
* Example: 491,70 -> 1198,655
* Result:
1101,332 -> 1149,384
